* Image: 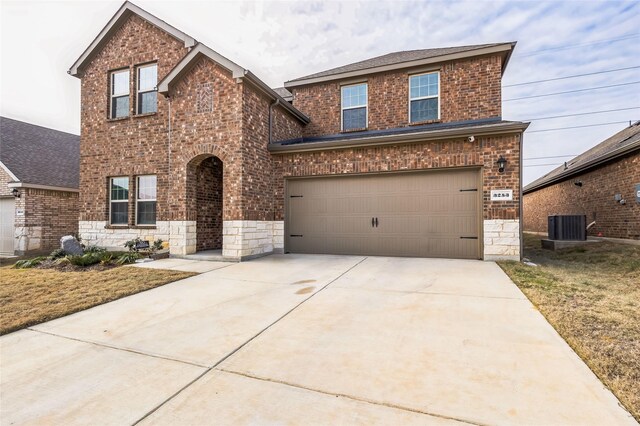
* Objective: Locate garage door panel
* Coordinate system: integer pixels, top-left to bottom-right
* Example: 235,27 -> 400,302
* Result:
0,198 -> 15,255
286,169 -> 480,259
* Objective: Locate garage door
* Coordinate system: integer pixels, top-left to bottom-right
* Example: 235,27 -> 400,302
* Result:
0,198 -> 15,255
286,169 -> 481,259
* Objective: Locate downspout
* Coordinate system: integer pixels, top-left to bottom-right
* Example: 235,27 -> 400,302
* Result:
519,130 -> 524,261
268,98 -> 280,145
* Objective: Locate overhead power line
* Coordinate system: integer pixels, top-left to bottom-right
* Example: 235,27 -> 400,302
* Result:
523,155 -> 577,160
504,65 -> 640,87
503,81 -> 640,101
522,106 -> 640,121
527,121 -> 634,133
517,34 -> 640,57
523,163 -> 564,167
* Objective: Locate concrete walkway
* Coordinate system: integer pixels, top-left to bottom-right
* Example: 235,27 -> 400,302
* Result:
1,255 -> 636,425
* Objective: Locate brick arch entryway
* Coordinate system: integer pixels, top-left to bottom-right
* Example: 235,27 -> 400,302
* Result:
186,154 -> 224,253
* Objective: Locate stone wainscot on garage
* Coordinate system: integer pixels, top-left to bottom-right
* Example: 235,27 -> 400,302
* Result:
0,117 -> 80,255
69,1 -> 528,261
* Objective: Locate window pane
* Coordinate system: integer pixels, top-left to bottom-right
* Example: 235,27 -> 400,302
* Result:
410,98 -> 438,122
138,91 -> 157,114
110,202 -> 128,225
410,73 -> 438,99
137,201 -> 156,225
112,70 -> 129,96
111,177 -> 129,201
112,96 -> 129,118
342,84 -> 367,109
138,65 -> 157,92
137,175 -> 156,200
343,107 -> 366,130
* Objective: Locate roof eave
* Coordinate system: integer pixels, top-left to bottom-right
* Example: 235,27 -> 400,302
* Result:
269,121 -> 529,153
284,43 -> 516,88
68,1 -> 196,78
523,141 -> 640,194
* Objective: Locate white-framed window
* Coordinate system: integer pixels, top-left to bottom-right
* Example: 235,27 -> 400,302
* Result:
137,63 -> 157,114
341,83 -> 367,131
136,175 -> 157,225
109,177 -> 129,225
409,72 -> 439,123
110,69 -> 130,119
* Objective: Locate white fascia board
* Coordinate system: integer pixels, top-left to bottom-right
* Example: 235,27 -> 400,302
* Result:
68,1 -> 196,77
8,182 -> 80,193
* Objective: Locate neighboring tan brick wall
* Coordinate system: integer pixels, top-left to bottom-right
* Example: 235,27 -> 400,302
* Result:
272,133 -> 521,222
0,168 -> 14,196
290,54 -> 503,138
524,152 -> 640,239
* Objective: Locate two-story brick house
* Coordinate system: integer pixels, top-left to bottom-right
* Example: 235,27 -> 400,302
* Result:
70,1 -> 528,261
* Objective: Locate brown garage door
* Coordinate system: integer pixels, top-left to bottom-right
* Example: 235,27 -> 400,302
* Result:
286,168 -> 481,259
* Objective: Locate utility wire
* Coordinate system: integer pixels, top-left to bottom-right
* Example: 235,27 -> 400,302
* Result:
523,155 -> 577,160
523,163 -> 564,167
517,34 -> 640,57
504,66 -> 640,87
503,81 -> 640,101
521,106 -> 640,121
527,121 -> 634,133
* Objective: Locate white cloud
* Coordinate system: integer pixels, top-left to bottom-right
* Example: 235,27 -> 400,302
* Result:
1,0 -> 637,184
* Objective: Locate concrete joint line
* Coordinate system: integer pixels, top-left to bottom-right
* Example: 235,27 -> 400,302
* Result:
131,256 -> 369,425
26,328 -> 208,368
332,285 -> 527,301
218,369 -> 485,426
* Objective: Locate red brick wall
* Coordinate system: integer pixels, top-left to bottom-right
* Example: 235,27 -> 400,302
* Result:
290,54 -> 503,138
524,152 -> 640,239
272,133 -> 521,221
22,188 -> 79,251
195,157 -> 223,250
79,15 -> 188,223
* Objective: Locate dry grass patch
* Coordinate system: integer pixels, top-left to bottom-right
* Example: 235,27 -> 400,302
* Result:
0,266 -> 196,335
499,234 -> 640,421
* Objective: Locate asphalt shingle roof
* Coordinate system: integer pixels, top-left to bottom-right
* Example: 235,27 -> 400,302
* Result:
0,116 -> 80,189
524,121 -> 640,193
287,43 -> 509,83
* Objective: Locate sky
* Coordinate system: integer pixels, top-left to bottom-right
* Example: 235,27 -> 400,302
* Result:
1,0 -> 638,185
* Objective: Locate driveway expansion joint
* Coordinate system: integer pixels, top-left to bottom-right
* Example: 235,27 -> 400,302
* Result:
217,368 -> 484,426
331,285 -> 528,300
131,256 -> 369,425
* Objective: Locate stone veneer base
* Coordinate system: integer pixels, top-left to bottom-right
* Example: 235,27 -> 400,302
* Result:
483,219 -> 521,261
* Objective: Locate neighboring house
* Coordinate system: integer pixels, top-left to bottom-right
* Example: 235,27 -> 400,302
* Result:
68,1 -> 528,261
0,117 -> 80,255
524,121 -> 640,240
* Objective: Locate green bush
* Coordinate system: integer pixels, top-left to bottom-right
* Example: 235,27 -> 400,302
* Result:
152,239 -> 164,251
84,245 -> 107,254
99,252 -> 115,264
116,252 -> 140,265
54,257 -> 71,266
67,253 -> 103,267
48,248 -> 67,260
14,257 -> 46,269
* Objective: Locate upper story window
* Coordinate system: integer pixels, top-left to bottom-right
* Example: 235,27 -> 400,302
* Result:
137,64 -> 157,114
409,72 -> 439,123
110,69 -> 129,119
109,177 -> 129,225
136,175 -> 157,225
341,83 -> 367,131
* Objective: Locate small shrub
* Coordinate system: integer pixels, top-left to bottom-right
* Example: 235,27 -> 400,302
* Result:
152,239 -> 164,251
67,253 -> 102,267
116,252 -> 140,265
14,257 -> 46,269
99,252 -> 115,265
54,257 -> 71,266
84,245 -> 107,254
48,248 -> 67,260
124,237 -> 147,252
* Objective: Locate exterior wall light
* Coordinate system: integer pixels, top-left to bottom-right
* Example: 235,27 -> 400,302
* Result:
496,156 -> 507,173
11,188 -> 21,198
574,181 -> 583,187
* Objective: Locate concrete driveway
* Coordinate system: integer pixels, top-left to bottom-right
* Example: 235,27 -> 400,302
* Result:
1,255 -> 635,425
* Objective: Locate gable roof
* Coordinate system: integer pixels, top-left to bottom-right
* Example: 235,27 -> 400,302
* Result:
68,1 -> 196,77
524,121 -> 640,194
156,43 -> 309,124
0,117 -> 80,190
284,42 -> 516,88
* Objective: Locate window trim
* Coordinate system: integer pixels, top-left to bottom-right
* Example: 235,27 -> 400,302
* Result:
109,69 -> 130,119
109,176 -> 129,226
408,71 -> 440,124
340,82 -> 368,131
136,63 -> 158,115
135,174 -> 157,226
